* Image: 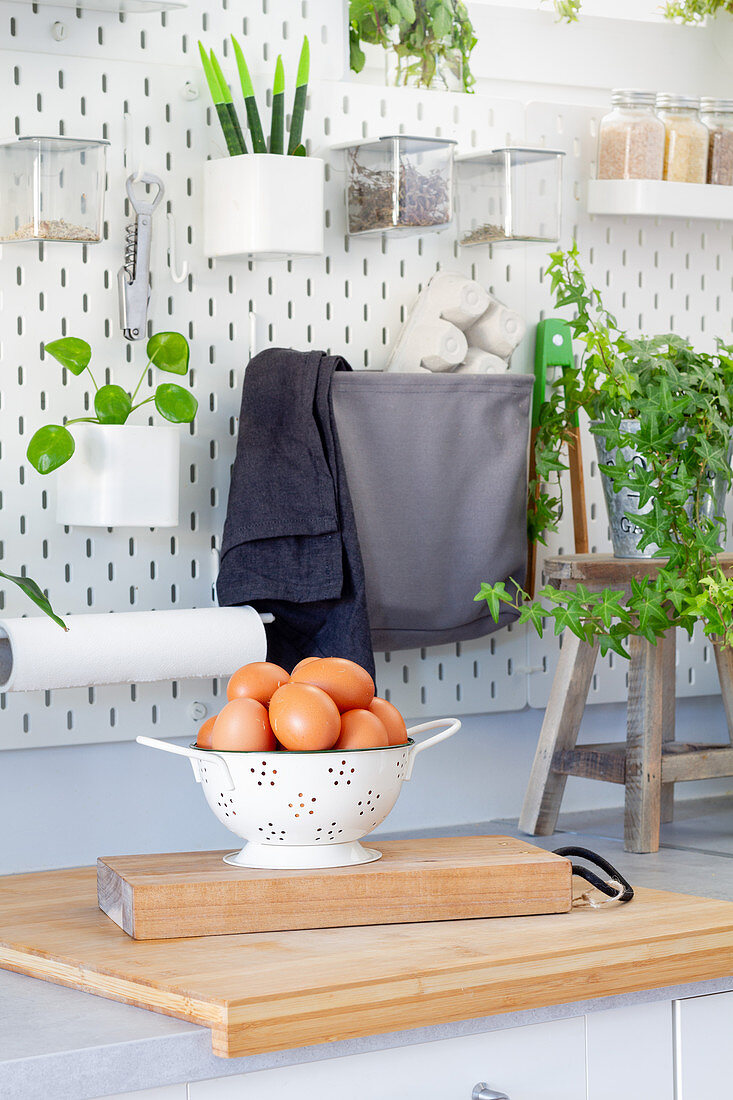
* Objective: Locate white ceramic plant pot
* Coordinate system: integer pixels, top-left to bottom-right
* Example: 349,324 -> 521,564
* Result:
55,423 -> 180,528
203,153 -> 325,260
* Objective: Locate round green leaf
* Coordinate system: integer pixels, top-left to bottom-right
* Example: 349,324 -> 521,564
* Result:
154,383 -> 198,424
44,337 -> 91,376
147,332 -> 190,376
26,425 -> 75,475
94,384 -> 132,425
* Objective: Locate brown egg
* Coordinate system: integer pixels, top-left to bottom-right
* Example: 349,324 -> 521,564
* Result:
210,698 -> 277,752
269,682 -> 341,751
196,715 -> 217,749
291,657 -> 375,713
368,697 -> 409,745
227,661 -> 290,706
291,656 -> 320,674
335,709 -> 389,750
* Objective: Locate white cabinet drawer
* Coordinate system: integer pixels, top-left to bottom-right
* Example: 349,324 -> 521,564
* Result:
189,1017 -> 586,1100
586,1000 -> 673,1100
675,989 -> 733,1100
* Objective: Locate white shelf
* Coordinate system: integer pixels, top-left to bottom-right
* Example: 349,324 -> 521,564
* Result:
587,179 -> 733,222
6,0 -> 186,12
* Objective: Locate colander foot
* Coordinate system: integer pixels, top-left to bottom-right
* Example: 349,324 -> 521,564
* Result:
223,840 -> 382,870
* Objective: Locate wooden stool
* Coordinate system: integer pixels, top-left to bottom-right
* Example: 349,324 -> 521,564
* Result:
520,553 -> 733,854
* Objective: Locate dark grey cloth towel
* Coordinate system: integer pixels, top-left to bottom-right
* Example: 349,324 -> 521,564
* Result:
331,371 -> 533,651
216,348 -> 375,677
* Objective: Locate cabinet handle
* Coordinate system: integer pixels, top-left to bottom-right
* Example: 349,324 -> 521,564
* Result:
472,1085 -> 510,1100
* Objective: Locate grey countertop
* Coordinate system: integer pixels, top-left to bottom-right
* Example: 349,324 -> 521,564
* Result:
4,798 -> 733,1100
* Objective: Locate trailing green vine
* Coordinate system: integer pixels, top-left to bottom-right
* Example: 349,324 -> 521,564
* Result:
349,1 -> 477,92
551,0 -> 733,21
476,244 -> 733,657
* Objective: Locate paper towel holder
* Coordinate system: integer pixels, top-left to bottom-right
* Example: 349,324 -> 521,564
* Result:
0,610 -> 274,692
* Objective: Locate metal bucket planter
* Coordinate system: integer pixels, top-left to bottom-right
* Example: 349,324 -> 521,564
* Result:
593,419 -> 730,559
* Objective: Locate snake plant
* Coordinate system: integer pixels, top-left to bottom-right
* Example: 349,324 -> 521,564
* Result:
199,36 -> 310,158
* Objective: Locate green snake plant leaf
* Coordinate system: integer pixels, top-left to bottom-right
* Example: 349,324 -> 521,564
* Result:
154,383 -> 198,424
26,424 -> 75,474
209,49 -> 247,154
232,35 -> 267,153
287,36 -> 309,154
269,55 -> 285,154
44,337 -> 91,376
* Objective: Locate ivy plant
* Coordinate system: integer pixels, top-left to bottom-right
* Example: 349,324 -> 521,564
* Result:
349,0 -> 477,93
27,332 -> 197,476
551,0 -> 733,21
476,244 -> 733,657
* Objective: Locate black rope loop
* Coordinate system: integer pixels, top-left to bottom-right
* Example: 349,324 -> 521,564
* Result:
553,845 -> 634,904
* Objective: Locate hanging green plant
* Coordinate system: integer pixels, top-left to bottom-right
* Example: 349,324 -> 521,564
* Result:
0,568 -> 66,629
349,0 -> 477,93
26,331 -> 196,476
476,244 -> 733,657
551,0 -> 733,21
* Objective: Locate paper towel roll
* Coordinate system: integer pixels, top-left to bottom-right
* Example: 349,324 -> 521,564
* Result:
0,606 -> 268,692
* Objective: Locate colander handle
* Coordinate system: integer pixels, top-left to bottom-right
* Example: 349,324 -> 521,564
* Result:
404,718 -> 461,780
135,735 -> 235,791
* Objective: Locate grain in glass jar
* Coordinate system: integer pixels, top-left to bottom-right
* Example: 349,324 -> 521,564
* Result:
597,90 -> 665,180
701,98 -> 733,186
656,94 -> 708,183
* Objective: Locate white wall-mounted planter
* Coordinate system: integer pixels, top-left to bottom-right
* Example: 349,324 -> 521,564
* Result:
587,179 -> 733,221
55,424 -> 180,528
203,154 -> 325,260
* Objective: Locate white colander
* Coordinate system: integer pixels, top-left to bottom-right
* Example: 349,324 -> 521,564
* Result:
137,718 -> 460,869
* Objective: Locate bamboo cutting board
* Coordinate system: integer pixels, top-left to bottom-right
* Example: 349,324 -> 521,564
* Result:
3,864 -> 733,1059
97,836 -> 572,939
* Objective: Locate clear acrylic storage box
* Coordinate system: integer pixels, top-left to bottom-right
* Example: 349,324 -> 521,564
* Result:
342,135 -> 456,237
0,136 -> 109,243
457,147 -> 564,246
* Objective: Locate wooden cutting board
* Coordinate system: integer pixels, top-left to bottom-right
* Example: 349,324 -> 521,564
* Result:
4,863 -> 733,1059
97,836 -> 572,939
1,866 -> 730,1056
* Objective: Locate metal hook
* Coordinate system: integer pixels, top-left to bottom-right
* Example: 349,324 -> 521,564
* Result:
167,212 -> 188,284
123,112 -> 144,184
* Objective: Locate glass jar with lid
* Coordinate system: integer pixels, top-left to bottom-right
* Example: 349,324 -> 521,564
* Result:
597,90 -> 665,181
656,94 -> 708,183
701,98 -> 733,185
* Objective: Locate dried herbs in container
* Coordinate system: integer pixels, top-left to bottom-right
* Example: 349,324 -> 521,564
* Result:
344,135 -> 456,236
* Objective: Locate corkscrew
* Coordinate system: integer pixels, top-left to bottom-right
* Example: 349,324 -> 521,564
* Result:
118,172 -> 164,341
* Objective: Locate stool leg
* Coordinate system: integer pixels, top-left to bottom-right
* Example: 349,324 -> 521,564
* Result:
660,629 -> 677,825
519,633 -> 599,837
713,642 -> 733,742
625,634 -> 666,853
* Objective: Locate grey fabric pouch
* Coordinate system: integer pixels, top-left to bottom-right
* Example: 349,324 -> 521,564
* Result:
331,372 -> 533,652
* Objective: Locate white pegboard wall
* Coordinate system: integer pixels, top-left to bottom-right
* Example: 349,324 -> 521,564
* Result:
0,1 -> 731,749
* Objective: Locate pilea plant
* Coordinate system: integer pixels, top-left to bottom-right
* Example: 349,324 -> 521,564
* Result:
552,0 -> 733,21
199,36 -> 310,157
349,0 -> 477,92
476,244 -> 733,657
27,331 -> 196,475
